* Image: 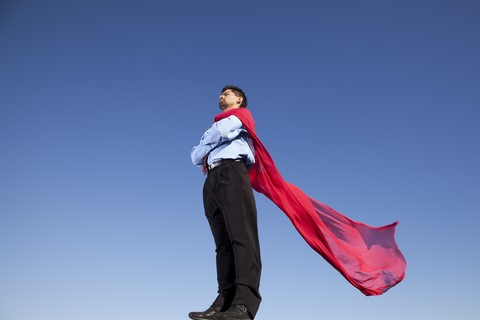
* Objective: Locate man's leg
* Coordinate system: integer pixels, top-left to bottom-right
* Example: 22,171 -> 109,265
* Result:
204,171 -> 236,307
189,171 -> 235,320
215,161 -> 262,318
205,208 -> 236,306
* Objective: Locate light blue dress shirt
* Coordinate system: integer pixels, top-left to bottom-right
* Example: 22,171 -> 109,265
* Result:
191,115 -> 255,167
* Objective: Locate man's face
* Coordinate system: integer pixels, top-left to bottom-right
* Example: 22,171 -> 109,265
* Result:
219,89 -> 241,110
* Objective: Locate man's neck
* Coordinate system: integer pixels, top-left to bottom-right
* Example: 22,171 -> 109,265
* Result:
221,105 -> 241,113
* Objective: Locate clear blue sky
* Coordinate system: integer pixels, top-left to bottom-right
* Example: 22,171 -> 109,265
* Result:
1,1 -> 479,319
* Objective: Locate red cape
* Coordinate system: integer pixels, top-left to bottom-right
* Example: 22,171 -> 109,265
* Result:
209,107 -> 406,295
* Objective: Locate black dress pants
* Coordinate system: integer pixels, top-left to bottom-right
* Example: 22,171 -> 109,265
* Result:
203,160 -> 262,318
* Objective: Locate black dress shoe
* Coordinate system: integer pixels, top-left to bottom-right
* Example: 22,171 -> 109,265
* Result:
215,304 -> 252,320
188,305 -> 222,320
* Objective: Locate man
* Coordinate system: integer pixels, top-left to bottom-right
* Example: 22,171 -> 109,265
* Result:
189,85 -> 406,319
190,85 -> 261,320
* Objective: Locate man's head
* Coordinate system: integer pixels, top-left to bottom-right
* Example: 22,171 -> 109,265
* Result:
219,85 -> 248,111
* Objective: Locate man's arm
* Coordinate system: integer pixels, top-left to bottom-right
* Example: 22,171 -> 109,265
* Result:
191,115 -> 244,166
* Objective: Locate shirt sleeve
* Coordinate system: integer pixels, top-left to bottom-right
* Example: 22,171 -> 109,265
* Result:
191,115 -> 245,166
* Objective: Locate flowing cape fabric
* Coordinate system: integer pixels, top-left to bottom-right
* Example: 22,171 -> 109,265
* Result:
210,108 -> 406,295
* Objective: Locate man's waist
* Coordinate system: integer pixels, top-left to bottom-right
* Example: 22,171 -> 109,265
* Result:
207,159 -> 243,171
206,139 -> 254,167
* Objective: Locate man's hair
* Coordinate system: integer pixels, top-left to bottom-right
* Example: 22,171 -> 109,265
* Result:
222,84 -> 248,108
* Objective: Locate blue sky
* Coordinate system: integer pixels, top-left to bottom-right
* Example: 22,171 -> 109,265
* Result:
1,1 -> 479,319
